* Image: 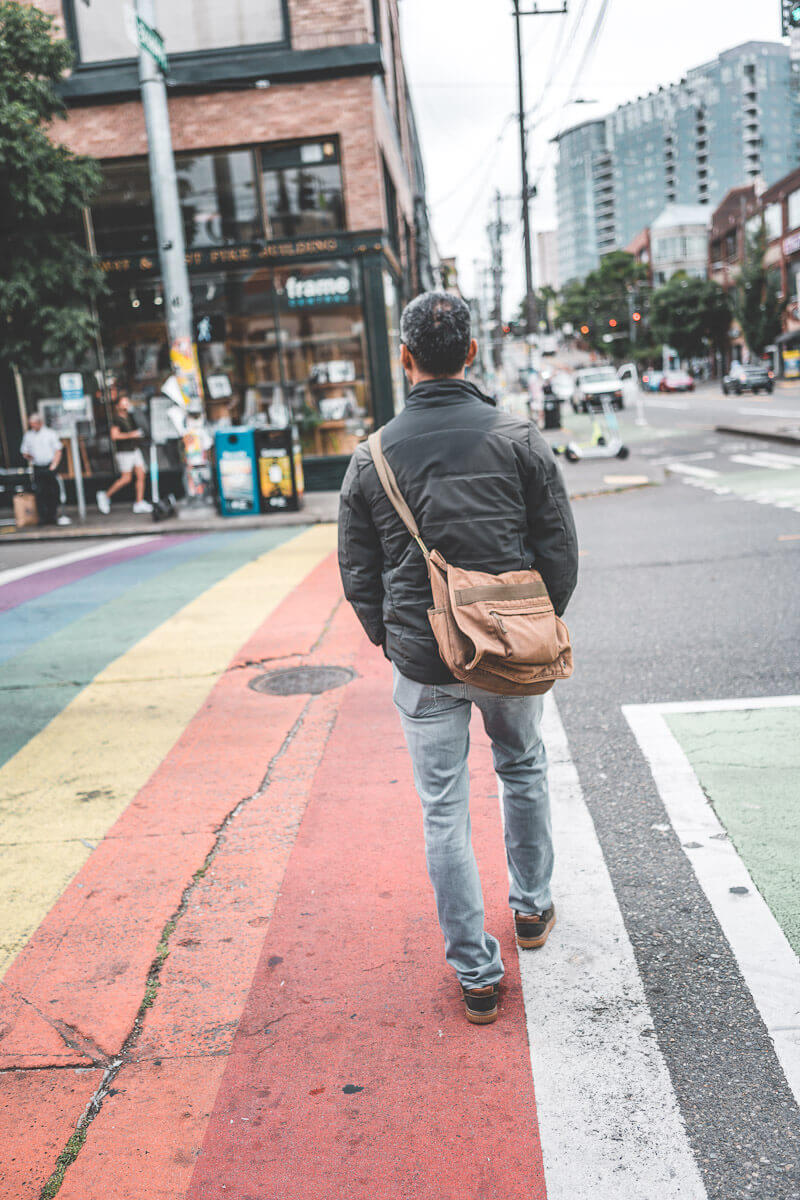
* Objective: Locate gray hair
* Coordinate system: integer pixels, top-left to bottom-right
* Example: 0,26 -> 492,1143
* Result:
400,291 -> 471,376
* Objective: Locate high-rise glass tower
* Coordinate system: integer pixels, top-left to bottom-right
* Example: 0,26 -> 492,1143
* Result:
555,41 -> 800,283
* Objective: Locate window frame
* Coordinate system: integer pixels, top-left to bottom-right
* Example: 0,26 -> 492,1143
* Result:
260,137 -> 347,241
88,138 -> 348,256
62,0 -> 291,70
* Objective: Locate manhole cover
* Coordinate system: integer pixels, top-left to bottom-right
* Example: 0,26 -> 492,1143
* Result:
249,666 -> 355,696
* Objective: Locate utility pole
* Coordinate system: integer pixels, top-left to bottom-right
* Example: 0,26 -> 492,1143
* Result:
135,0 -> 210,502
487,190 -> 508,371
512,2 -> 567,341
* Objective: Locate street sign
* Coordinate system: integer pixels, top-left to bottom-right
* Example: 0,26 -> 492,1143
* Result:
59,372 -> 84,405
124,6 -> 168,72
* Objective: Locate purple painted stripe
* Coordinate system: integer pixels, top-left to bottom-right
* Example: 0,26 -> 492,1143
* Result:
0,535 -> 196,614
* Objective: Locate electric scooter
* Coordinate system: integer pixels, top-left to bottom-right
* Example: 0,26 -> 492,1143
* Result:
551,395 -> 629,462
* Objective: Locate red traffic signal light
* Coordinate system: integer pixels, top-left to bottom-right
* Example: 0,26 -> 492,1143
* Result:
608,318 -> 617,328
632,311 -> 642,322
580,324 -> 589,335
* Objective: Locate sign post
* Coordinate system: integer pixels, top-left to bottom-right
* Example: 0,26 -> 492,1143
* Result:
133,0 -> 211,507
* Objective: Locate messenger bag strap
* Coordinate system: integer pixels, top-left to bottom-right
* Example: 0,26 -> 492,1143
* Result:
367,430 -> 429,561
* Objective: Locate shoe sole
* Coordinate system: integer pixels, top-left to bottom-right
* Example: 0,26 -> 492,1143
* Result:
464,1006 -> 498,1025
516,911 -> 556,950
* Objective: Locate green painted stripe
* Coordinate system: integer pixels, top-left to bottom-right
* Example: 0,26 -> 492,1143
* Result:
0,527 -> 304,767
666,706 -> 800,955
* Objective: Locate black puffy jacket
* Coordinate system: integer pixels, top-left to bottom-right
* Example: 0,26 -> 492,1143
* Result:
338,378 -> 579,684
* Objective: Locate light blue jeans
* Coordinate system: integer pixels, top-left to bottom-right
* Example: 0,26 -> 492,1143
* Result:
392,665 -> 553,989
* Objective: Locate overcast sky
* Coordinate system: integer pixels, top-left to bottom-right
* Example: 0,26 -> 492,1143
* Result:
398,0 -> 788,311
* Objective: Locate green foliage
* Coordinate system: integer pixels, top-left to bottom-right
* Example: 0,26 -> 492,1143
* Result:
0,1 -> 105,371
557,251 -> 649,359
650,273 -> 732,360
736,220 -> 784,357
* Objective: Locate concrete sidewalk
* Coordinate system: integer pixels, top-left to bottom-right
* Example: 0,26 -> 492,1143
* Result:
0,452 -> 656,543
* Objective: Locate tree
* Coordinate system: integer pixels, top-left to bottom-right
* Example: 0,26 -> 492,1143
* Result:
557,251 -> 649,359
650,274 -> 732,362
0,2 -> 105,373
736,220 -> 784,357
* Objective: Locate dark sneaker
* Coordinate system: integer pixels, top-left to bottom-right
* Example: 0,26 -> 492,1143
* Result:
514,904 -> 556,949
461,982 -> 500,1025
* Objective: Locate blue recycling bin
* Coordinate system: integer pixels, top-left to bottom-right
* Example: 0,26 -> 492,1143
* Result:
214,427 -> 259,517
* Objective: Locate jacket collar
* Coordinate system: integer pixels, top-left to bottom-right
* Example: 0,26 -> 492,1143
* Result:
406,378 -> 496,408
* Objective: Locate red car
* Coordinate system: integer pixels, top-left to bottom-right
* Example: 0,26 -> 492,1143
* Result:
659,370 -> 694,393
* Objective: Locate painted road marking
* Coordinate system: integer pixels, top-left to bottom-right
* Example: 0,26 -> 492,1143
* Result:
643,397 -> 691,409
0,535 -> 209,666
730,453 -> 795,470
0,524 -> 337,979
665,462 -> 720,478
515,697 -> 708,1199
0,537 -> 154,587
623,698 -> 800,1108
737,406 -> 800,418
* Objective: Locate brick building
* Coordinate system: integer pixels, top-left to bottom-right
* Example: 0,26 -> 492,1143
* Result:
2,0 -> 438,490
709,168 -> 800,374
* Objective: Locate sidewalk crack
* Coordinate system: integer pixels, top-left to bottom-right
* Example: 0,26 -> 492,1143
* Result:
36,630 -> 342,1198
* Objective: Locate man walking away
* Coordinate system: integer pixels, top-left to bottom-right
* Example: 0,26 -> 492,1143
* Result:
96,393 -> 153,515
338,292 -> 578,1025
20,415 -> 71,526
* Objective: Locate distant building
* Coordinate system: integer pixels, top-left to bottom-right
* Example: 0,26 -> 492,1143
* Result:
649,205 -> 711,284
536,230 -> 560,291
625,226 -> 652,282
555,41 -> 800,283
709,166 -> 800,372
554,119 -> 615,285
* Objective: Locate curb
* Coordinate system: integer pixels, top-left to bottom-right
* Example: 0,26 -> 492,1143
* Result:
0,481 -> 657,542
715,424 -> 800,446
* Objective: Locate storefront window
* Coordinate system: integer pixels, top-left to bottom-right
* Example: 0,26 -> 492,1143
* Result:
176,151 -> 261,248
92,150 -> 261,255
788,189 -> 800,233
261,142 -> 345,240
383,271 -> 404,414
98,262 -> 372,459
92,160 -> 155,254
73,0 -> 285,64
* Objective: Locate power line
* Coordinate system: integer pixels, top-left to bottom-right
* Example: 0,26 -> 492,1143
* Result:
431,116 -> 515,210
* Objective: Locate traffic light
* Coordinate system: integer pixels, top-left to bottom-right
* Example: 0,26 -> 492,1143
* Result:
608,318 -> 618,328
782,0 -> 800,33
580,324 -> 590,335
632,311 -> 642,322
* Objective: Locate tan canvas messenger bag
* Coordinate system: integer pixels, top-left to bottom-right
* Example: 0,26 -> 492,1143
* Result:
367,429 -> 573,697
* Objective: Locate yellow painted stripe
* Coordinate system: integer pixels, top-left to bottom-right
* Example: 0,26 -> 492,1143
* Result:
0,525 -> 337,977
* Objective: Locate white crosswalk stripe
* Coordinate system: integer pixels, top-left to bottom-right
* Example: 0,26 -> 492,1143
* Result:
510,698 -> 708,1200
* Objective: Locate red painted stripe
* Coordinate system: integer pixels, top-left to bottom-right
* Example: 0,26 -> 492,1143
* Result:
0,1069 -> 104,1200
57,601 -> 364,1200
186,634 -> 548,1200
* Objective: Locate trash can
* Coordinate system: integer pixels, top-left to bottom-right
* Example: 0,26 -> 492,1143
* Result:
542,388 -> 562,430
254,426 -> 304,514
214,427 -> 259,517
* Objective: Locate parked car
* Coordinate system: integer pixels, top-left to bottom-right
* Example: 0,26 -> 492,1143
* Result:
722,362 -> 774,395
641,370 -> 664,392
660,369 -> 695,393
541,334 -> 558,356
572,366 -> 624,413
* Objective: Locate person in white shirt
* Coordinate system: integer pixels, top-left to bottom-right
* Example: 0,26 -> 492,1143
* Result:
95,394 -> 153,515
20,415 -> 71,526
